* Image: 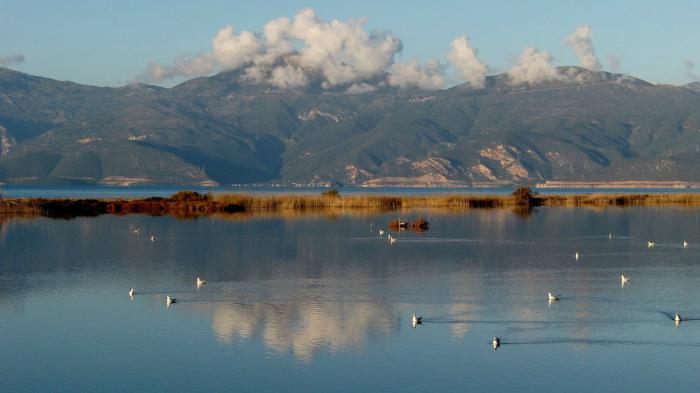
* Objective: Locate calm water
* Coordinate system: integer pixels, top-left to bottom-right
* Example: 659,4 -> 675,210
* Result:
2,207 -> 700,392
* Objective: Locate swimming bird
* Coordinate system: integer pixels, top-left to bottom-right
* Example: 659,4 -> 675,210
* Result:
609,233 -> 613,240
621,274 -> 631,284
412,313 -> 422,327
128,288 -> 135,299
492,337 -> 501,350
389,235 -> 397,244
379,230 -> 384,236
675,312 -> 682,323
548,292 -> 560,301
150,235 -> 156,242
683,241 -> 688,248
575,251 -> 579,261
133,227 -> 140,234
166,295 -> 176,307
196,277 -> 206,288
647,241 -> 655,248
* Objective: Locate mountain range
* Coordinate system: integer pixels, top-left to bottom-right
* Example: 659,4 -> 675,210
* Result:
1,66 -> 700,186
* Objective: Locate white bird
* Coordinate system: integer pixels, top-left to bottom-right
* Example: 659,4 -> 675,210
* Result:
621,274 -> 631,283
492,337 -> 501,350
548,292 -> 560,301
166,295 -> 176,307
647,241 -> 655,248
575,251 -> 579,261
196,277 -> 206,288
379,230 -> 384,236
389,235 -> 397,244
609,233 -> 613,240
150,235 -> 156,242
128,288 -> 135,299
683,241 -> 688,248
411,313 -> 422,327
133,227 -> 140,234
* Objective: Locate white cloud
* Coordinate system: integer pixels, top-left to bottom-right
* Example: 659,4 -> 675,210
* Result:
564,25 -> 601,71
684,60 -> 698,81
507,47 -> 563,85
446,35 -> 488,88
0,54 -> 25,66
387,60 -> 445,90
269,64 -> 307,89
211,26 -> 263,70
344,83 -> 377,94
139,8 -> 403,89
608,55 -> 621,72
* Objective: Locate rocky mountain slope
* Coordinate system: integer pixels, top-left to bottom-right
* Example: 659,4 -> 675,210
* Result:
1,66 -> 700,186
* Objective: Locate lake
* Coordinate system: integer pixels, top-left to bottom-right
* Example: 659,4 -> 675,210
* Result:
1,207 -> 700,392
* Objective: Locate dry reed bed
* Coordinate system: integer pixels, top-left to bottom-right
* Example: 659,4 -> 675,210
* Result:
3,191 -> 700,219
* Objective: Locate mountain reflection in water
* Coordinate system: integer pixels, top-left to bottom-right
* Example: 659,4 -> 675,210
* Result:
2,207 -> 700,393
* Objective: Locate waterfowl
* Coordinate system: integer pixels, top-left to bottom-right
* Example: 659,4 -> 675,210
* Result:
683,241 -> 688,248
166,295 -> 176,307
609,233 -> 613,240
150,235 -> 156,242
492,337 -> 501,350
412,313 -> 422,326
548,292 -> 560,301
621,274 -> 631,283
133,227 -> 140,234
389,235 -> 397,244
647,241 -> 655,248
128,288 -> 135,299
675,312 -> 682,323
196,277 -> 206,288
575,251 -> 579,261
379,230 -> 384,236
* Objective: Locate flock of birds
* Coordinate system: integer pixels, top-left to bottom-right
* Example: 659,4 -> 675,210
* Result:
407,232 -> 693,351
128,223 -> 693,348
128,277 -> 207,308
372,225 -> 397,244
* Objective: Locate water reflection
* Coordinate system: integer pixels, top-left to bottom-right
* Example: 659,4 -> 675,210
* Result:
3,207 -> 700,392
211,299 -> 397,362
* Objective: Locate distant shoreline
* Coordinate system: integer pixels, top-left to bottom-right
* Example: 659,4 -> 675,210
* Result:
3,190 -> 700,219
535,180 -> 700,189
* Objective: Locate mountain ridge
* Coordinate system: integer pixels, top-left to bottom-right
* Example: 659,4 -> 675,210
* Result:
1,66 -> 699,186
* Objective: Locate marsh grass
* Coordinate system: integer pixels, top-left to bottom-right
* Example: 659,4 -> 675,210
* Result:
3,190 -> 700,219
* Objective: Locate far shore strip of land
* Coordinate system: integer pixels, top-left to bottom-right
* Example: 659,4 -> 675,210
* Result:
2,189 -> 700,219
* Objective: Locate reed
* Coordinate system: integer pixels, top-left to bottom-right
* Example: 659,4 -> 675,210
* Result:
3,189 -> 700,219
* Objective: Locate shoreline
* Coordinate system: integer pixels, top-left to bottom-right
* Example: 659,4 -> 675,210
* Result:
3,189 -> 700,219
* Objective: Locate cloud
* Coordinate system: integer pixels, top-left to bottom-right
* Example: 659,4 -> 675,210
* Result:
507,47 -> 563,85
564,25 -> 601,71
446,35 -> 488,88
139,8 -> 403,89
608,55 -> 621,72
269,64 -> 307,89
211,26 -> 263,70
684,60 -> 698,81
0,54 -> 25,66
387,59 -> 445,89
344,82 -> 377,95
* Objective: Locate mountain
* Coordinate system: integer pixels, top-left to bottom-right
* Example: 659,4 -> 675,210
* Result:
1,66 -> 700,186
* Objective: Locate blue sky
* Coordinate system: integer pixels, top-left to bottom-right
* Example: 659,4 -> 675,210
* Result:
1,0 -> 698,86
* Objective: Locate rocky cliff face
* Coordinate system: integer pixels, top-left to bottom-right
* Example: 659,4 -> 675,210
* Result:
1,66 -> 700,186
